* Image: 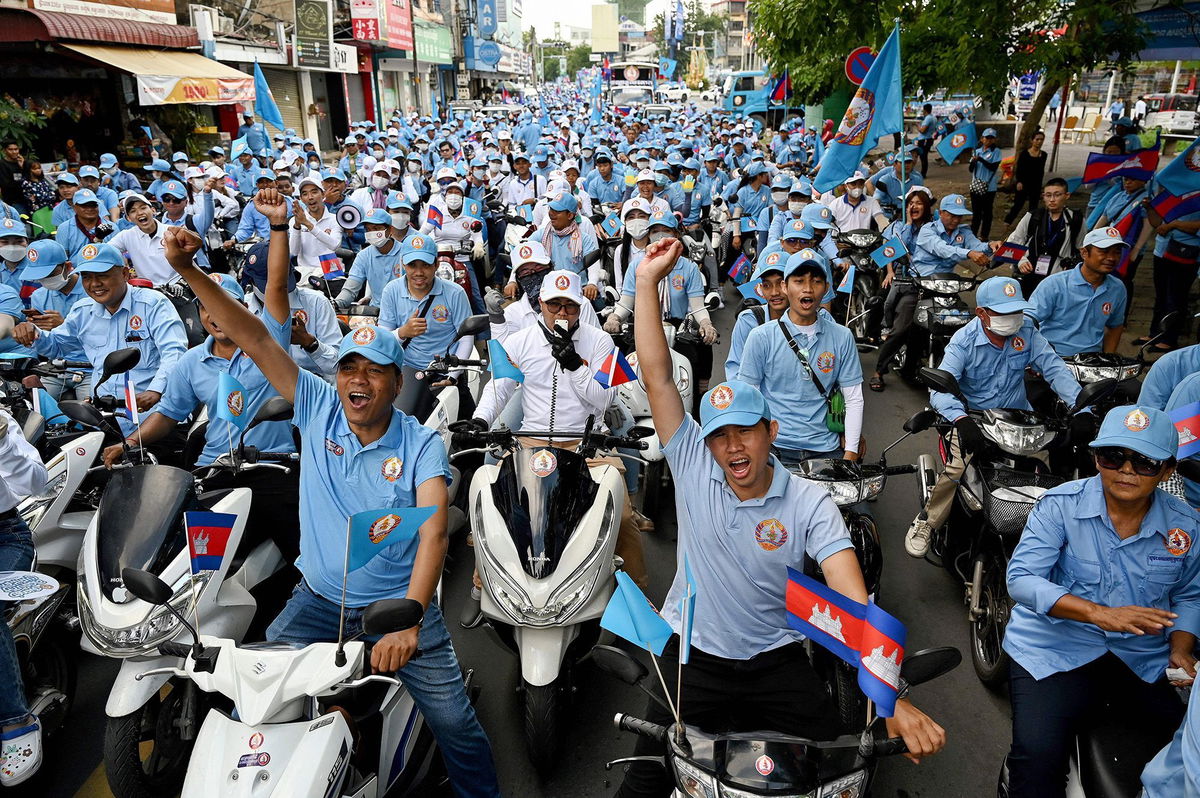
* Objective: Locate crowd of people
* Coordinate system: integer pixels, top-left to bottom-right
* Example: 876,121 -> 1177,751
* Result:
0,83 -> 1196,798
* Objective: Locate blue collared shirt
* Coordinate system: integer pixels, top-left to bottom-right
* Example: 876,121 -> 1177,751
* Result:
970,146 -> 1002,192
912,219 -> 989,276
1140,684 -> 1200,797
737,311 -> 862,452
27,278 -> 88,361
378,276 -> 470,370
733,184 -> 771,219
30,285 -> 188,433
291,368 -> 451,606
1004,477 -> 1200,681
583,171 -> 624,205
228,162 -> 265,196
1028,268 -> 1127,356
152,311 -> 294,466
0,284 -> 31,358
1142,345 -> 1200,409
658,414 -> 854,660
346,239 -> 404,302
929,317 -> 1080,421
870,168 -> 924,211
235,195 -> 295,242
620,255 -> 702,319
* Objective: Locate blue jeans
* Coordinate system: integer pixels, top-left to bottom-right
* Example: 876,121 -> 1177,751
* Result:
0,516 -> 34,726
266,581 -> 500,798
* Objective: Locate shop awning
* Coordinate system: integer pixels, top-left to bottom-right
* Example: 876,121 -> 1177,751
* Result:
0,8 -> 199,48
62,44 -> 254,106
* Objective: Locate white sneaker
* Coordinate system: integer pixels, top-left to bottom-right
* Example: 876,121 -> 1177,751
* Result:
905,518 -> 934,559
0,717 -> 42,787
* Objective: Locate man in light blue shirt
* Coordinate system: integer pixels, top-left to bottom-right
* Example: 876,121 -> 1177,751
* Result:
77,166 -> 119,221
1141,344 -> 1200,409
156,214 -> 501,798
50,172 -> 81,229
335,208 -> 403,306
868,148 -> 924,216
906,276 -> 1081,558
1028,227 -> 1128,356
12,242 -> 187,435
582,150 -> 624,206
227,145 -> 265,196
912,194 -> 992,276
1141,689 -> 1200,797
54,189 -> 112,263
914,103 -> 938,175
618,237 -> 945,797
20,239 -> 90,398
1003,405 -> 1196,796
98,153 -> 140,194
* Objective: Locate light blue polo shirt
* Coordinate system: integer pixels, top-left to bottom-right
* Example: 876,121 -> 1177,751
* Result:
657,414 -> 854,660
1028,267 -> 1127,356
1141,686 -> 1200,797
1004,476 -> 1200,681
1141,344 -> 1200,410
1165,372 -> 1200,509
620,254 -> 703,319
0,284 -> 31,358
737,311 -> 862,452
912,218 -> 989,276
291,369 -> 451,605
346,239 -> 404,302
27,278 -> 88,362
377,275 -> 469,370
153,312 -> 295,466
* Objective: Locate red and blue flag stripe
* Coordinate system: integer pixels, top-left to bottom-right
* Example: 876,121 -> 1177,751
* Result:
318,252 -> 345,279
185,511 -> 237,574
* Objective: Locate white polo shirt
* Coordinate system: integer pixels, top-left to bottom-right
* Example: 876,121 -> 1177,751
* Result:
106,223 -> 174,286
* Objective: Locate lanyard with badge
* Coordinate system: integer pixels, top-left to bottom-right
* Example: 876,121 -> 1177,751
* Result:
1035,213 -> 1067,276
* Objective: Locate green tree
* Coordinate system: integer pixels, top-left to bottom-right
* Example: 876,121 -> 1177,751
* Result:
748,0 -> 1162,149
566,44 -> 592,76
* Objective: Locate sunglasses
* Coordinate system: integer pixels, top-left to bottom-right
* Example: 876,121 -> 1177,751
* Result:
162,196 -> 185,204
542,299 -> 580,315
1091,446 -> 1168,477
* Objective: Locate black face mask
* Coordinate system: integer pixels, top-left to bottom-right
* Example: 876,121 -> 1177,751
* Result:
518,272 -> 546,308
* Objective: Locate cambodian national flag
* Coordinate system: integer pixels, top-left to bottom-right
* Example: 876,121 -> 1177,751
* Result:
993,242 -> 1030,264
185,511 -> 237,574
319,252 -> 345,280
1170,400 -> 1200,459
427,205 -> 444,230
1150,188 -> 1200,224
785,566 -> 906,717
870,236 -> 908,268
1111,209 -> 1144,277
1082,148 -> 1160,184
728,253 -> 751,281
123,372 -> 140,428
767,69 -> 792,104
594,347 -> 637,389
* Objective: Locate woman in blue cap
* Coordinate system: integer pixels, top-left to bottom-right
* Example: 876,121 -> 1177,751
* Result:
1002,404 -> 1198,797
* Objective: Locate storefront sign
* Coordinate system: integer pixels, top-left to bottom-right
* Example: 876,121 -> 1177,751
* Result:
350,0 -> 382,43
477,0 -> 497,38
384,0 -> 414,51
295,0 -> 332,69
414,21 -> 452,65
137,75 -> 254,106
478,40 -> 501,67
32,0 -> 175,25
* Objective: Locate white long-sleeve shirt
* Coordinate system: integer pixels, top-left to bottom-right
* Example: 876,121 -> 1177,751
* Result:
475,320 -> 615,434
419,197 -> 484,249
0,408 -> 47,512
288,207 -> 343,283
490,296 -> 600,343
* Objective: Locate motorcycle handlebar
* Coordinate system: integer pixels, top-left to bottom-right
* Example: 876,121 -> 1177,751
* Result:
158,641 -> 192,659
885,464 -> 917,475
866,737 -> 909,757
614,713 -> 669,742
53,360 -> 93,370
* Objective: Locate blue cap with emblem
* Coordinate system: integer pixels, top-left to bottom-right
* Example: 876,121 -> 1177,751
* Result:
99,153 -> 118,169
784,248 -> 831,281
20,239 -> 67,279
55,172 -> 79,185
158,181 -> 187,199
144,158 -> 172,173
770,173 -> 793,190
1082,226 -> 1131,249
401,234 -> 438,265
781,219 -> 816,241
699,380 -> 772,438
939,194 -> 972,216
752,249 -> 788,279
73,243 -> 126,272
78,165 -> 100,179
363,208 -> 392,226
800,203 -> 835,230
547,193 -> 579,213
205,271 -> 245,301
337,325 -> 405,368
1090,405 -> 1178,462
71,188 -> 100,206
0,218 -> 26,238
648,209 -> 678,229
975,275 -> 1034,314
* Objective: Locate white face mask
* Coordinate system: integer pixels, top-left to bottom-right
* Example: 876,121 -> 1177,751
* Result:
190,178 -> 206,191
371,175 -> 390,189
0,244 -> 27,263
489,163 -> 502,174
417,142 -> 429,152
648,231 -> 671,243
40,270 -> 68,291
581,149 -> 594,159
391,212 -> 410,227
987,312 -> 1025,337
473,168 -> 486,180
788,200 -> 807,213
445,193 -> 463,211
636,160 -> 650,170
103,166 -> 118,176
174,163 -> 188,173
407,162 -> 420,173
771,191 -> 788,204
364,229 -> 388,246
625,219 -> 649,239
848,187 -> 863,199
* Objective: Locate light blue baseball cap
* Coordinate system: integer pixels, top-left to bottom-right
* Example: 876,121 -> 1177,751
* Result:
800,203 -> 835,230
73,242 -> 126,272
401,233 -> 438,265
781,219 -> 816,241
0,218 -> 26,239
752,249 -> 788,279
746,162 -> 767,177
171,152 -> 189,164
205,271 -> 244,301
71,188 -> 100,206
647,209 -> 677,229
386,194 -> 413,211
975,275 -> 1034,314
322,168 -> 348,183
336,325 -> 405,369
698,380 -> 772,438
144,158 -> 172,172
939,194 -> 972,216
981,128 -> 998,138
547,192 -> 578,213
158,181 -> 187,199
99,153 -> 118,169
363,208 -> 392,225
78,165 -> 100,179
770,174 -> 793,190
55,172 -> 79,185
1082,226 -> 1131,249
784,247 -> 831,281
21,239 -> 68,279
1091,405 -> 1178,462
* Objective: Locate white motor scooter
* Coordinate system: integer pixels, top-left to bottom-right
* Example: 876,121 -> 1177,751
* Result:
451,418 -> 649,772
64,396 -> 297,798
115,569 -> 446,798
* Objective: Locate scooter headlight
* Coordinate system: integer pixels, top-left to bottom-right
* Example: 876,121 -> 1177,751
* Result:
79,571 -> 213,657
817,769 -> 867,797
979,413 -> 1054,457
673,757 -> 718,798
18,458 -> 68,531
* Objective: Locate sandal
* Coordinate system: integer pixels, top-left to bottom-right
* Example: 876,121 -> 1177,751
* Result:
869,374 -> 885,392
0,717 -> 41,787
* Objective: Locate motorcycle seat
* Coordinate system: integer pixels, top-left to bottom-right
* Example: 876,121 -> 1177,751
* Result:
319,681 -> 390,727
1079,716 -> 1173,798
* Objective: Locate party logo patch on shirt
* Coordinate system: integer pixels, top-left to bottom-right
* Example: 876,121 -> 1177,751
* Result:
754,518 -> 788,551
324,438 -> 344,456
1102,301 -> 1113,315
129,315 -> 143,330
816,351 -> 835,373
671,274 -> 684,290
381,456 -> 403,482
293,309 -> 309,325
1166,528 -> 1192,557
430,304 -> 449,323
1011,336 -> 1026,352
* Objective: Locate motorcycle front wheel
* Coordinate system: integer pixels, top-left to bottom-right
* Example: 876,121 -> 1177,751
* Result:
523,680 -> 561,775
104,678 -> 204,798
970,554 -> 1012,690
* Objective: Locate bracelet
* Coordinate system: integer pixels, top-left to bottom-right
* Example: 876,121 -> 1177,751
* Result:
269,223 -> 288,232
302,339 -> 320,354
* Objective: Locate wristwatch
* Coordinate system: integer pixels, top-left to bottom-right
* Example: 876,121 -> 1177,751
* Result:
302,339 -> 320,354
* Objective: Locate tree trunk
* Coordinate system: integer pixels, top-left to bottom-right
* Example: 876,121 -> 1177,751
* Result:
1017,79 -> 1062,152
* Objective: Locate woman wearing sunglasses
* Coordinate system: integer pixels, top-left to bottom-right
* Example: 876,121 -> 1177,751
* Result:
1001,404 -> 1198,797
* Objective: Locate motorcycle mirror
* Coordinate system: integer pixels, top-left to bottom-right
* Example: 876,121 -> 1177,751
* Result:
21,411 -> 45,445
704,291 -> 721,311
347,305 -> 380,318
900,646 -> 962,686
249,396 -> 294,429
455,314 -> 490,338
590,644 -> 648,686
918,368 -> 964,400
95,347 -> 142,394
121,568 -> 173,605
902,409 -> 937,434
1072,379 -> 1118,413
604,286 -> 621,304
57,400 -> 107,431
1175,459 -> 1200,482
627,425 -> 655,440
362,598 -> 425,636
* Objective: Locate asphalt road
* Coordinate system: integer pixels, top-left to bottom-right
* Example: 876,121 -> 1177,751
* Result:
27,292 -> 1012,798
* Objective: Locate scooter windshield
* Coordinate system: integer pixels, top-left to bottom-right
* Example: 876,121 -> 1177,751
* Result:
492,445 -> 598,579
98,465 -> 196,601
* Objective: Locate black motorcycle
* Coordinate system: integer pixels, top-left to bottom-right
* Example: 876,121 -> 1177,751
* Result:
834,228 -> 885,344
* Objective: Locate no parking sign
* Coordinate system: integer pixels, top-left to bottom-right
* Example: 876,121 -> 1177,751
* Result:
845,47 -> 876,86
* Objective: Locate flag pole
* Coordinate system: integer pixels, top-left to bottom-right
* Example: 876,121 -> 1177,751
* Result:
675,583 -> 692,730
648,652 -> 680,729
335,517 -> 352,667
895,19 -> 906,204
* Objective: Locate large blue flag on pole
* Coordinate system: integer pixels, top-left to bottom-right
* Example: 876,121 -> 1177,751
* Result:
253,61 -> 285,133
814,24 -> 903,193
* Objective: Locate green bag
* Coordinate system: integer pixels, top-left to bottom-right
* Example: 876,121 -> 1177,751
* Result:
777,319 -> 845,433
